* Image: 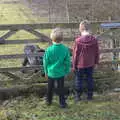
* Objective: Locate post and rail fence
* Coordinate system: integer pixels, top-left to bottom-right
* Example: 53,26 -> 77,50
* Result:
0,22 -> 120,75
0,22 -> 120,99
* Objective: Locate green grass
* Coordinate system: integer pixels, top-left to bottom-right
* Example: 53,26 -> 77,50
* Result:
0,3 -> 48,24
0,93 -> 120,120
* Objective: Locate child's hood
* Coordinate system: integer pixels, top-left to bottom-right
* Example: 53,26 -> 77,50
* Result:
76,35 -> 97,47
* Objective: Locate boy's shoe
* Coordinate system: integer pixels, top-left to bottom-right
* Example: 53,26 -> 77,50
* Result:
60,103 -> 68,108
75,97 -> 81,103
21,69 -> 25,73
46,101 -> 52,106
74,93 -> 81,103
87,96 -> 93,101
87,92 -> 93,101
44,95 -> 52,106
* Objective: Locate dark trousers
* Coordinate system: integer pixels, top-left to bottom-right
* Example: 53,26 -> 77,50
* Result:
75,67 -> 94,99
46,76 -> 66,105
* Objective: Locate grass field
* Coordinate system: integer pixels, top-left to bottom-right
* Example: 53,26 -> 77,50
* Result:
0,2 -> 48,24
0,93 -> 120,120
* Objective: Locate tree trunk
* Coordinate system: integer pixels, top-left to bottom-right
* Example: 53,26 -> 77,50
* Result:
0,83 -> 47,100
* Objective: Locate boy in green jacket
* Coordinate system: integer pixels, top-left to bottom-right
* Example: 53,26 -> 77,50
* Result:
43,28 -> 71,108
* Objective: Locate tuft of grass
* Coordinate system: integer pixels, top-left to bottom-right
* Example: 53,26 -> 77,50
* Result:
0,93 -> 120,120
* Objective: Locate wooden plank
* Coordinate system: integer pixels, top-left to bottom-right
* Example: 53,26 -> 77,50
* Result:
24,28 -> 51,42
1,72 -> 21,80
0,52 -> 44,59
0,22 -> 119,30
1,36 -> 110,45
0,66 -> 42,72
100,48 -> 120,53
0,29 -> 19,40
0,84 -> 47,100
3,38 -> 120,44
0,61 -> 119,72
0,21 -> 119,31
5,38 -> 73,44
1,38 -> 72,45
4,39 -> 49,44
0,77 -> 47,86
0,48 -> 120,60
2,37 -> 114,45
0,23 -> 78,30
100,60 -> 120,65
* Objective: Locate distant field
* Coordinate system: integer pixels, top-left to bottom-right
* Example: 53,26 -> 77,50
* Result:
0,0 -> 50,43
0,2 -> 48,24
0,0 -> 50,41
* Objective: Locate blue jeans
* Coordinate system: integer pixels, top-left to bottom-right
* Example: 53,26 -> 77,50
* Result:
75,67 -> 94,99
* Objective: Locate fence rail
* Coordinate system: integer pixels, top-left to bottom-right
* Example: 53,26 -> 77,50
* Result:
3,39 -> 49,44
0,48 -> 120,59
0,61 -> 119,72
0,22 -> 119,44
100,48 -> 120,53
0,52 -> 44,59
0,21 -> 119,30
0,65 -> 41,72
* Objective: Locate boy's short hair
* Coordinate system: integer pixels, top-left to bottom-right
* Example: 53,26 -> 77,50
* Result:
79,20 -> 90,31
50,28 -> 63,42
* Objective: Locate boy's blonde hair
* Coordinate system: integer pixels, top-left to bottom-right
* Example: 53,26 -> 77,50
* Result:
79,20 -> 91,31
50,28 -> 63,43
